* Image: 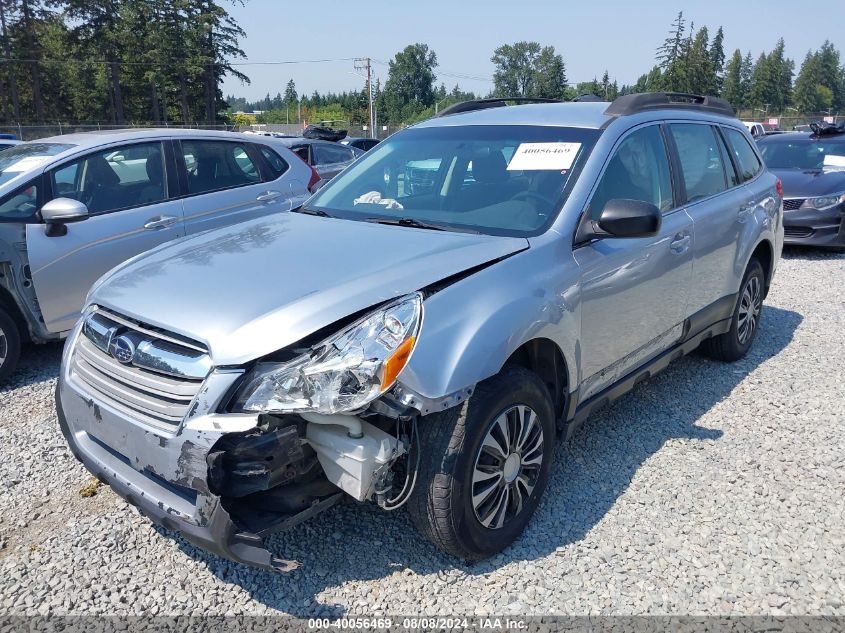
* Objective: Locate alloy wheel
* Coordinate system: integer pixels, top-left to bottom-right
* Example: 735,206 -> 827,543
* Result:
737,274 -> 762,345
471,404 -> 544,529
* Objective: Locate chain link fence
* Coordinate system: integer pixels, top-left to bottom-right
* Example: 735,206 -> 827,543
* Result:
1,113 -> 840,143
739,114 -> 843,129
0,121 -> 393,141
0,122 -> 235,142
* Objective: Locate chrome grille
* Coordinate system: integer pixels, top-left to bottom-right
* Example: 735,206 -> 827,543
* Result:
70,310 -> 211,429
783,198 -> 805,211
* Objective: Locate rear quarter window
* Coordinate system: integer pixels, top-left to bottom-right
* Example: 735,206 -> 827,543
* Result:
724,127 -> 763,182
258,145 -> 290,179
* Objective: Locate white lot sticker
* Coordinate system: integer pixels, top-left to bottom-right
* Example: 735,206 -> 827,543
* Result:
507,142 -> 582,171
3,156 -> 52,173
823,154 -> 845,168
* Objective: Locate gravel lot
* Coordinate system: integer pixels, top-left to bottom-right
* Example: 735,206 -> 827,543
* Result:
0,248 -> 843,617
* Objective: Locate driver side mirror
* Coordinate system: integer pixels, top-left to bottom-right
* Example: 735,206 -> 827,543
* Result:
595,198 -> 661,238
41,198 -> 89,237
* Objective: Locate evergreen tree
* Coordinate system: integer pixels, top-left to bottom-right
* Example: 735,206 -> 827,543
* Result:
708,26 -> 725,93
656,11 -> 686,91
722,49 -> 744,109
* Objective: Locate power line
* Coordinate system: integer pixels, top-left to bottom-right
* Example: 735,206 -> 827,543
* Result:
0,57 -> 361,67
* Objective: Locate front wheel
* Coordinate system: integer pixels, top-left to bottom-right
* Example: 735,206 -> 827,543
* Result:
407,365 -> 556,560
0,307 -> 22,384
700,258 -> 764,362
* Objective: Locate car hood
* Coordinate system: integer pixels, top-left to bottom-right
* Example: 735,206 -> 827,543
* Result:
772,168 -> 845,198
90,213 -> 528,365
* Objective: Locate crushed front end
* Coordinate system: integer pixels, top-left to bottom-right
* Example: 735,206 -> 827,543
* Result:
57,305 -> 420,571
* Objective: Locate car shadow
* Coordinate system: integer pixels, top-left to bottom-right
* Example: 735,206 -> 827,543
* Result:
781,245 -> 845,261
0,341 -> 63,395
162,305 -> 801,615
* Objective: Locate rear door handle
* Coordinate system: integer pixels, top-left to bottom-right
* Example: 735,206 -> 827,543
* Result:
669,232 -> 691,254
143,215 -> 178,230
256,190 -> 283,203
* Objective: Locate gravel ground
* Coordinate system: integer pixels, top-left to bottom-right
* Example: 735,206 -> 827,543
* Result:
0,248 -> 843,617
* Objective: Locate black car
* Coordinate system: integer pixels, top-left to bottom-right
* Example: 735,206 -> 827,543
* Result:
757,124 -> 845,249
340,136 -> 380,152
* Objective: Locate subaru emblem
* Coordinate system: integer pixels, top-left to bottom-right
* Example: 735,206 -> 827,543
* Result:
109,335 -> 136,365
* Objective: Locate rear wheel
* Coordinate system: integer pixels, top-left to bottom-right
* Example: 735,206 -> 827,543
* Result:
0,307 -> 22,384
700,259 -> 764,362
407,365 -> 556,560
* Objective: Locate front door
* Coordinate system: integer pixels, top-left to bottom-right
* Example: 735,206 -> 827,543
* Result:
26,141 -> 185,334
575,124 -> 694,401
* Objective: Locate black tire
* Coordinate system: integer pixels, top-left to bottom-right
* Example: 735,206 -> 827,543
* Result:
700,259 -> 765,362
407,365 -> 556,560
0,306 -> 22,385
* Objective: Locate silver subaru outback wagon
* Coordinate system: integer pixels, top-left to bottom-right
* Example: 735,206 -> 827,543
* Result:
56,93 -> 783,570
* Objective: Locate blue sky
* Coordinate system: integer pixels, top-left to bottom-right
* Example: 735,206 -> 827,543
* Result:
222,0 -> 837,100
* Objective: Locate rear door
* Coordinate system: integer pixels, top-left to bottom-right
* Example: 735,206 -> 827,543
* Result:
667,122 -> 744,315
25,140 -> 185,333
575,123 -> 694,401
177,138 -> 293,235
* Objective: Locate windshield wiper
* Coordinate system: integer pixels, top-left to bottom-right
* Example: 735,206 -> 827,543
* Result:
366,217 -> 471,232
292,206 -> 332,217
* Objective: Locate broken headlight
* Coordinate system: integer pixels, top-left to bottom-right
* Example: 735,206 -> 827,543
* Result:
231,293 -> 422,415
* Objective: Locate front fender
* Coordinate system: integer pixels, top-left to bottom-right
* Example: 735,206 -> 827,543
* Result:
398,237 -> 581,403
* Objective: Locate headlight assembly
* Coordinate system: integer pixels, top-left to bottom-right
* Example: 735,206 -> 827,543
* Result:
800,192 -> 845,211
231,293 -> 422,415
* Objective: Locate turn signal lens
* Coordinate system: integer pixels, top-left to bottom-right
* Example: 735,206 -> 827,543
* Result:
381,336 -> 416,390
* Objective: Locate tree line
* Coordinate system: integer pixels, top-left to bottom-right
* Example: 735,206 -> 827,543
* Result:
0,0 -> 247,125
231,12 -> 845,129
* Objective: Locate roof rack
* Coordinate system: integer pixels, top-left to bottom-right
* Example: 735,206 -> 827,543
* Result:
604,92 -> 735,118
436,97 -> 562,118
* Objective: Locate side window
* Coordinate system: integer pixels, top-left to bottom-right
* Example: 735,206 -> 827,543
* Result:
669,124 -> 728,203
181,140 -> 261,195
258,145 -> 289,179
291,146 -> 310,164
587,125 -> 674,219
314,144 -> 354,166
50,142 -> 167,215
0,180 -> 39,221
716,131 -> 740,188
724,127 -> 763,182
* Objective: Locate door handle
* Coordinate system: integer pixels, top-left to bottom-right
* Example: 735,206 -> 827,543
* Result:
669,232 -> 691,254
256,190 -> 283,203
143,215 -> 178,230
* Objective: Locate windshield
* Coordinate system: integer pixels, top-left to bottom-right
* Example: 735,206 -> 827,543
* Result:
759,137 -> 845,170
0,143 -> 74,188
307,125 -> 600,236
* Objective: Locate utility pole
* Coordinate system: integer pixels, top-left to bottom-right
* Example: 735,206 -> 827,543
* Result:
354,58 -> 375,139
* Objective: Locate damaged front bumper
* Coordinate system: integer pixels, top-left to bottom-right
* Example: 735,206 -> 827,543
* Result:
55,326 -> 317,572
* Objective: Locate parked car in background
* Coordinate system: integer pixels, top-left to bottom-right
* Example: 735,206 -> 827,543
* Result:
0,129 -> 315,382
56,92 -> 782,570
742,121 -> 766,139
340,136 -> 380,152
274,137 -> 362,184
757,123 -> 845,249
